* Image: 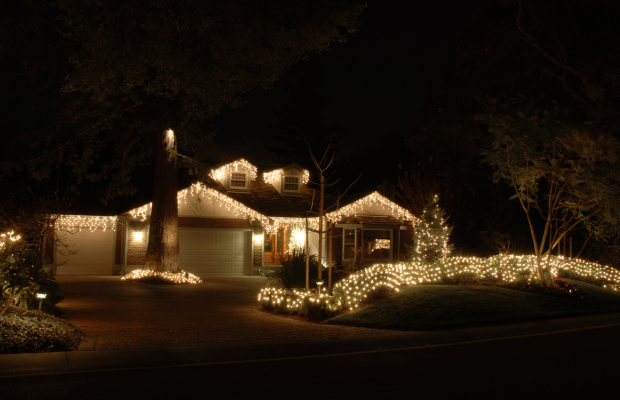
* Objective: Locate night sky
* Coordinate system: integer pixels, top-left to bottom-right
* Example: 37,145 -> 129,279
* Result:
0,0 -> 489,212
214,0 -> 488,164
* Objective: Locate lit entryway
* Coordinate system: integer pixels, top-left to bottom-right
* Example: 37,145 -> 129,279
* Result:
179,229 -> 250,276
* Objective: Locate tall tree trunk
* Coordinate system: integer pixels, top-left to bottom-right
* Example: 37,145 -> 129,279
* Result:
144,129 -> 180,273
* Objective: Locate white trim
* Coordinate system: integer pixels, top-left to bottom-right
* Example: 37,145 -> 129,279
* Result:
283,175 -> 301,193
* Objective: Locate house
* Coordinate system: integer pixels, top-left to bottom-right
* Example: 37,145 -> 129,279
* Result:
52,159 -> 418,276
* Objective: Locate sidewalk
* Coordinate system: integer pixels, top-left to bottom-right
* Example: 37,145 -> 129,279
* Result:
3,311 -> 620,378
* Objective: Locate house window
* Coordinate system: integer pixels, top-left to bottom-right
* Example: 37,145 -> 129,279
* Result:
343,229 -> 356,260
264,232 -> 273,252
276,228 -> 283,253
231,172 -> 247,188
363,230 -> 391,260
284,176 -> 300,192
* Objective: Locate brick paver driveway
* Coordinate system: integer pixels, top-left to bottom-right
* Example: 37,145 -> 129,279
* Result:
56,276 -> 406,350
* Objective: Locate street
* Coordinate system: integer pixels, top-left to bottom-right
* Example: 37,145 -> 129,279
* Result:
3,324 -> 619,399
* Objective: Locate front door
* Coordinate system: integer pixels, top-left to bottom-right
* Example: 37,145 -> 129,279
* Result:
264,228 -> 286,264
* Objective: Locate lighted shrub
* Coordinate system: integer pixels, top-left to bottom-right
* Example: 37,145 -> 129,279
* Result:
260,255 -> 620,315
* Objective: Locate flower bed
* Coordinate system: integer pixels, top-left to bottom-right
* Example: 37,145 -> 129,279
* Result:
259,255 -> 620,317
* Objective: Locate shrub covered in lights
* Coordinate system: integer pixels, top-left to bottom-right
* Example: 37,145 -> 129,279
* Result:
259,288 -> 342,320
260,254 -> 620,316
122,269 -> 202,284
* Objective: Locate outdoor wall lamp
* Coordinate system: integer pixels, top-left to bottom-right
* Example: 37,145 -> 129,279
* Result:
133,231 -> 143,241
254,234 -> 263,244
36,293 -> 47,311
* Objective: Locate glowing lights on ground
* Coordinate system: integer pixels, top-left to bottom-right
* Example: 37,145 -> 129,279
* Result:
259,254 -> 620,315
121,269 -> 202,284
209,159 -> 258,182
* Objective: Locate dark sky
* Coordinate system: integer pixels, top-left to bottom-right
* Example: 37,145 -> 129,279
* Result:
215,0 -> 489,165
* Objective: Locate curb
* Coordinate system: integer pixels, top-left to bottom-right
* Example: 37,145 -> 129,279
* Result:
2,311 -> 620,378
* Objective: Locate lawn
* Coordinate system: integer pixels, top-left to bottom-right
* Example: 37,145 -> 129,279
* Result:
327,279 -> 620,331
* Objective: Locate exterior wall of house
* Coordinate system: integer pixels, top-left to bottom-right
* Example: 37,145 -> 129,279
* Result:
252,226 -> 262,270
115,221 -> 125,266
124,216 -> 262,274
330,224 -> 415,266
177,193 -> 248,218
127,220 -> 149,265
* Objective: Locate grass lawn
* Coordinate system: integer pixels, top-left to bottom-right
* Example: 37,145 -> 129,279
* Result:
327,279 -> 620,331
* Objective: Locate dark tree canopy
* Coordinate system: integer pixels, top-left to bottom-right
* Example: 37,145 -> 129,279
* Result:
1,0 -> 366,198
269,55 -> 342,172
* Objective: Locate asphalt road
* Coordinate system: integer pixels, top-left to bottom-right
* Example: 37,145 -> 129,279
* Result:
4,324 -> 620,400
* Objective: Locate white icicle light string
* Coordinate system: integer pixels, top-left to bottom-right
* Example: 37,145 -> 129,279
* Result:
209,158 -> 258,182
263,168 -> 310,185
55,215 -> 118,232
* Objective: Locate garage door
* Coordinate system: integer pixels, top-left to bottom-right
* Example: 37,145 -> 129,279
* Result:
179,229 -> 249,276
55,229 -> 115,275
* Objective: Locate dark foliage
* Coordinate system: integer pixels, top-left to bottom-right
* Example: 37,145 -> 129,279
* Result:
268,246 -> 318,289
0,309 -> 82,353
500,278 -> 583,300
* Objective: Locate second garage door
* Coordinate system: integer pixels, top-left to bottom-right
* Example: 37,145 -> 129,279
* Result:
179,229 -> 250,276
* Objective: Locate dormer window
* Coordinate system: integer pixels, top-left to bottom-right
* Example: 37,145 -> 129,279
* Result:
263,163 -> 309,195
231,172 -> 247,188
284,176 -> 300,192
208,159 -> 257,192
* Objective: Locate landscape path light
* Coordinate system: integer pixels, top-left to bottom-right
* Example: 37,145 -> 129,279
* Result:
316,279 -> 324,295
36,293 -> 47,311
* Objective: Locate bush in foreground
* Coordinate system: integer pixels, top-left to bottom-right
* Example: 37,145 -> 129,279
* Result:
0,307 -> 83,353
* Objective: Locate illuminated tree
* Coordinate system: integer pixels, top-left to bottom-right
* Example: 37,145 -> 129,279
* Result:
480,97 -> 620,286
2,0 -> 366,275
409,194 -> 454,263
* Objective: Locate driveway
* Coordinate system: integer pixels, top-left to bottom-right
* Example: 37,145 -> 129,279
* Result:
56,276 -> 408,350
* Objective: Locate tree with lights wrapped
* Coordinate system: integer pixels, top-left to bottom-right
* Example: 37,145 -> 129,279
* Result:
409,194 -> 454,264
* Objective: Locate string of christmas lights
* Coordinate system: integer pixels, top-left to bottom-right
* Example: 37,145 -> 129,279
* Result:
260,255 -> 620,314
209,158 -> 258,182
263,168 -> 310,185
121,268 -> 202,284
412,194 -> 453,262
55,215 -> 118,231
326,191 -> 419,223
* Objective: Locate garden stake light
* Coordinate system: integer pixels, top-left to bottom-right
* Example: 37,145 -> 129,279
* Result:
36,293 -> 47,311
